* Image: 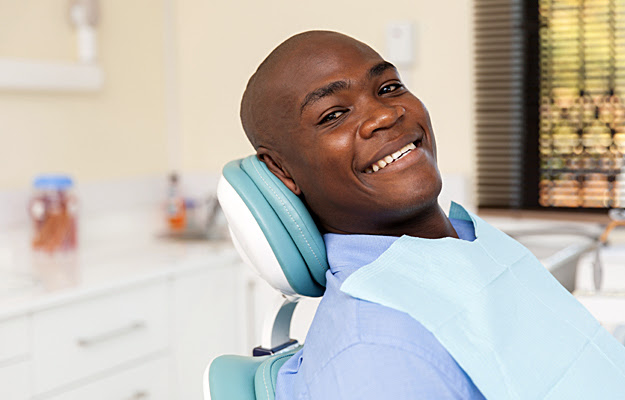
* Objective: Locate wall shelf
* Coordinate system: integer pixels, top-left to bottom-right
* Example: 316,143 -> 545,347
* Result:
0,58 -> 103,92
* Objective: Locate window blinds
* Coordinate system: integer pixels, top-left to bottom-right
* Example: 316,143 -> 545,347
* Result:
475,0 -> 528,208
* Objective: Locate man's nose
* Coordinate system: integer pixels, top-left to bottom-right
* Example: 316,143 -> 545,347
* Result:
357,103 -> 406,139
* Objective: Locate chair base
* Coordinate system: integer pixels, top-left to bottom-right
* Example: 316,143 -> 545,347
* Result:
207,347 -> 301,400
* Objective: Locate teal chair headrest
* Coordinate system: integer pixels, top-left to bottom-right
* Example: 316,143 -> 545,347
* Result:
218,156 -> 328,297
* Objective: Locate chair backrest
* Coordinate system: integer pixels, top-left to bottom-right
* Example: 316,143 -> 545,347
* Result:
207,156 -> 327,400
217,156 -> 329,297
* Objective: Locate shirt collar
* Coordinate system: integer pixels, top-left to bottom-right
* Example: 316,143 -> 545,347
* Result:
323,204 -> 476,274
323,233 -> 399,274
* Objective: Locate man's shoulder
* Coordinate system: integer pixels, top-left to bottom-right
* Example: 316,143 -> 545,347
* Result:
291,336 -> 482,400
301,277 -> 455,377
276,278 -> 484,400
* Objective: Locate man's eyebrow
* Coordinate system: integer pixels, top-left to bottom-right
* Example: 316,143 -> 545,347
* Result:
368,61 -> 397,79
300,80 -> 350,115
298,62 -> 397,115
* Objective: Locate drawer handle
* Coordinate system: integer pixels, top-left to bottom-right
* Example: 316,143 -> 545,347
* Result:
77,320 -> 146,347
126,390 -> 149,400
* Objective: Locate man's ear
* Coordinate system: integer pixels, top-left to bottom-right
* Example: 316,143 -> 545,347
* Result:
256,149 -> 302,196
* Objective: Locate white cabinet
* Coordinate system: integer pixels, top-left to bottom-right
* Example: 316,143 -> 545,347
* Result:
0,361 -> 30,400
0,315 -> 30,400
44,357 -> 170,400
171,265 -> 243,400
32,282 -> 169,395
0,315 -> 29,362
0,252 -> 246,400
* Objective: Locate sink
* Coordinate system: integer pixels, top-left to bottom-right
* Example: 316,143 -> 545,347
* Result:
513,233 -> 598,292
482,216 -> 603,292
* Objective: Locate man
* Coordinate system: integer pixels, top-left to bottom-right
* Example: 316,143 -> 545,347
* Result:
240,30 -> 485,399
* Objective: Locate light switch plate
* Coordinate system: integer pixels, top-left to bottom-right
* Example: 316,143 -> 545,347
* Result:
386,21 -> 415,66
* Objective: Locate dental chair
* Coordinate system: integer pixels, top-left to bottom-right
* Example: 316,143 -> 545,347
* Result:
204,155 -> 329,400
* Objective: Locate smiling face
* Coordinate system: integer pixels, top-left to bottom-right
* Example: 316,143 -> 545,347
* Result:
245,32 -> 443,236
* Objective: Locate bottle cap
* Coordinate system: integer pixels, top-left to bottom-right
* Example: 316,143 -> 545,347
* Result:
33,174 -> 74,190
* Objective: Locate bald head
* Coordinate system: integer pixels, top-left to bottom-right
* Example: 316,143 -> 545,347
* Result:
240,31 -> 379,150
236,30 -> 445,237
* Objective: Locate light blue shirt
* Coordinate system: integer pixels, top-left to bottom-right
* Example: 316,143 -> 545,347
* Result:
275,218 -> 486,400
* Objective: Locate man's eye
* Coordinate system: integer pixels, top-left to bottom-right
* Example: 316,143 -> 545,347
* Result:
379,83 -> 404,95
319,110 -> 345,124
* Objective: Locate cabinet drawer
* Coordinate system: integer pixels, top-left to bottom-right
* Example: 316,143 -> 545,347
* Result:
0,361 -> 30,400
32,282 -> 168,394
46,357 -> 169,400
0,316 -> 29,362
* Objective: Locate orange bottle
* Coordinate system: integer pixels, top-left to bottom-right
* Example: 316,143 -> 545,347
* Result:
167,173 -> 186,231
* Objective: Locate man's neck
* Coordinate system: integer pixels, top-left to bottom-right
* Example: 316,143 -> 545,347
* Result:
381,202 -> 459,239
320,201 -> 460,239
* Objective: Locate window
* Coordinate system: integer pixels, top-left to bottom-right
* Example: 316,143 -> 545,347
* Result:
475,0 -> 624,210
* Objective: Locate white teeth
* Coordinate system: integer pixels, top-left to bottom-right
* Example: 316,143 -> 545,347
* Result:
366,141 -> 419,174
404,142 -> 417,151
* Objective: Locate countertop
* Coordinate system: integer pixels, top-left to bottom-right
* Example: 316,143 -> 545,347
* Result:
0,206 -> 238,320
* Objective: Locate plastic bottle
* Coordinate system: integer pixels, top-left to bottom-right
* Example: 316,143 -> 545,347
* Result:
167,173 -> 186,231
29,174 -> 79,289
30,175 -> 78,253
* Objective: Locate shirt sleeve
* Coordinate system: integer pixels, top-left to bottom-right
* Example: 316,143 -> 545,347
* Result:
303,342 -> 469,400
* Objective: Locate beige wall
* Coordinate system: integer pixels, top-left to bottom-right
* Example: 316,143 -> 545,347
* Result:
1,0 -> 474,190
0,0 -> 168,189
176,0 -> 475,179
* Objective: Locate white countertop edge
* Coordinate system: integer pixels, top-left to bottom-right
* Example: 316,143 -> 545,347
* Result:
0,247 -> 241,321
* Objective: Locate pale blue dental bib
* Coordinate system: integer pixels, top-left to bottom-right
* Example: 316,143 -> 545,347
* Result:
341,203 -> 625,399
